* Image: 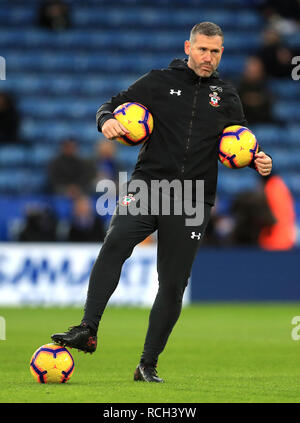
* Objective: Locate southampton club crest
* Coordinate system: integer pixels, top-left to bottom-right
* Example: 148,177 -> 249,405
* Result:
121,193 -> 136,206
209,91 -> 221,107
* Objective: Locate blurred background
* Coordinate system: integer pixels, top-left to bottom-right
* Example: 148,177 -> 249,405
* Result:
0,0 -> 299,305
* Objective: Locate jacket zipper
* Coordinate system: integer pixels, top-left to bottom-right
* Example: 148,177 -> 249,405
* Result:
181,78 -> 201,175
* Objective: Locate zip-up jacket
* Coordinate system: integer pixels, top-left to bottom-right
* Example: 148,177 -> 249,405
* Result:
96,58 -> 263,205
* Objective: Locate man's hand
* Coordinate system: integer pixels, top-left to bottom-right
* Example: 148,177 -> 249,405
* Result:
254,151 -> 272,176
102,118 -> 130,140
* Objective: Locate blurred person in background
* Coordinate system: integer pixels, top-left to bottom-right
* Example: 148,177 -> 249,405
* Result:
48,138 -> 96,198
257,0 -> 300,35
0,91 -> 20,143
93,138 -> 120,184
258,172 -> 296,250
67,195 -> 105,243
200,204 -> 234,246
229,190 -> 275,245
238,56 -> 273,124
257,28 -> 294,78
18,205 -> 58,242
38,0 -> 70,30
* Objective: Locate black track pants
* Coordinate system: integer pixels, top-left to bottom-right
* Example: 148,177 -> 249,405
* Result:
82,198 -> 211,364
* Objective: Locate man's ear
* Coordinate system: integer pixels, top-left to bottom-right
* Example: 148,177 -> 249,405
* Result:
184,40 -> 191,56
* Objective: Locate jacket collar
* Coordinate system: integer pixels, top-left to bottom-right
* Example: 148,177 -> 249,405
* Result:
168,58 -> 219,81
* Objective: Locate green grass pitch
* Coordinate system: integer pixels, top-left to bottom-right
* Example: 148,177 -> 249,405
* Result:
1,303 -> 300,403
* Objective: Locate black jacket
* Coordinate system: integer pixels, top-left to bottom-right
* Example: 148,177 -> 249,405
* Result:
96,58 -> 259,205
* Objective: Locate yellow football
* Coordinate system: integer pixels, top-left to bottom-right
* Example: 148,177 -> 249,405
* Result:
219,125 -> 259,168
113,102 -> 154,146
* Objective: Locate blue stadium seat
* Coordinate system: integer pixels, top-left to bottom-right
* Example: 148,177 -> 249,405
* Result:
282,173 -> 300,196
251,124 -> 283,146
269,80 -> 300,99
264,148 -> 300,171
284,33 -> 300,49
0,29 -> 21,46
0,7 -> 35,26
286,125 -> 300,146
116,145 -> 140,167
3,74 -> 137,96
72,7 -> 262,30
4,51 -> 172,73
21,119 -> 99,143
19,98 -> 101,119
4,48 -> 247,77
30,145 -> 56,166
218,56 -> 247,75
273,102 -> 300,122
0,28 -> 260,54
252,124 -> 300,149
217,167 -> 258,195
78,0 -> 251,5
0,146 -> 28,166
2,75 -> 49,95
0,169 -> 46,193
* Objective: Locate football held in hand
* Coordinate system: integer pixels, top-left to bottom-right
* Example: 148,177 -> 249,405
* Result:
219,125 -> 259,169
113,102 -> 154,146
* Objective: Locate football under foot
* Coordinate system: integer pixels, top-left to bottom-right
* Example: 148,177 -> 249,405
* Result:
134,363 -> 164,383
51,324 -> 97,354
54,344 -> 92,355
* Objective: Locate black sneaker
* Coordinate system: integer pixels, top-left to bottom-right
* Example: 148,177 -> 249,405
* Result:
51,323 -> 97,354
134,363 -> 164,383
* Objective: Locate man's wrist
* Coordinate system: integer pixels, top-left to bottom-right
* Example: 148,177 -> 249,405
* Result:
97,113 -> 115,132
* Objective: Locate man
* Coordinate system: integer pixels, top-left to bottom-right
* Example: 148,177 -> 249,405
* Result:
51,22 -> 272,382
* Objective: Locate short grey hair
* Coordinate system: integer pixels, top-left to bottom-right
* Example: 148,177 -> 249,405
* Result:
190,22 -> 224,44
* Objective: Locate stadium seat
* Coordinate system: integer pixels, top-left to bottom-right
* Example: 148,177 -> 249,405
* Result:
287,126 -> 300,146
0,28 -> 261,55
0,169 -> 46,193
269,79 -> 300,100
284,32 -> 300,49
72,7 -> 262,30
217,167 -> 258,195
251,124 -> 283,146
19,97 -> 100,119
0,7 -> 35,26
0,146 -> 28,166
264,148 -> 300,171
116,146 -> 140,168
30,145 -> 57,166
281,173 -> 300,196
3,74 -> 138,97
21,119 -> 99,143
273,102 -> 300,122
